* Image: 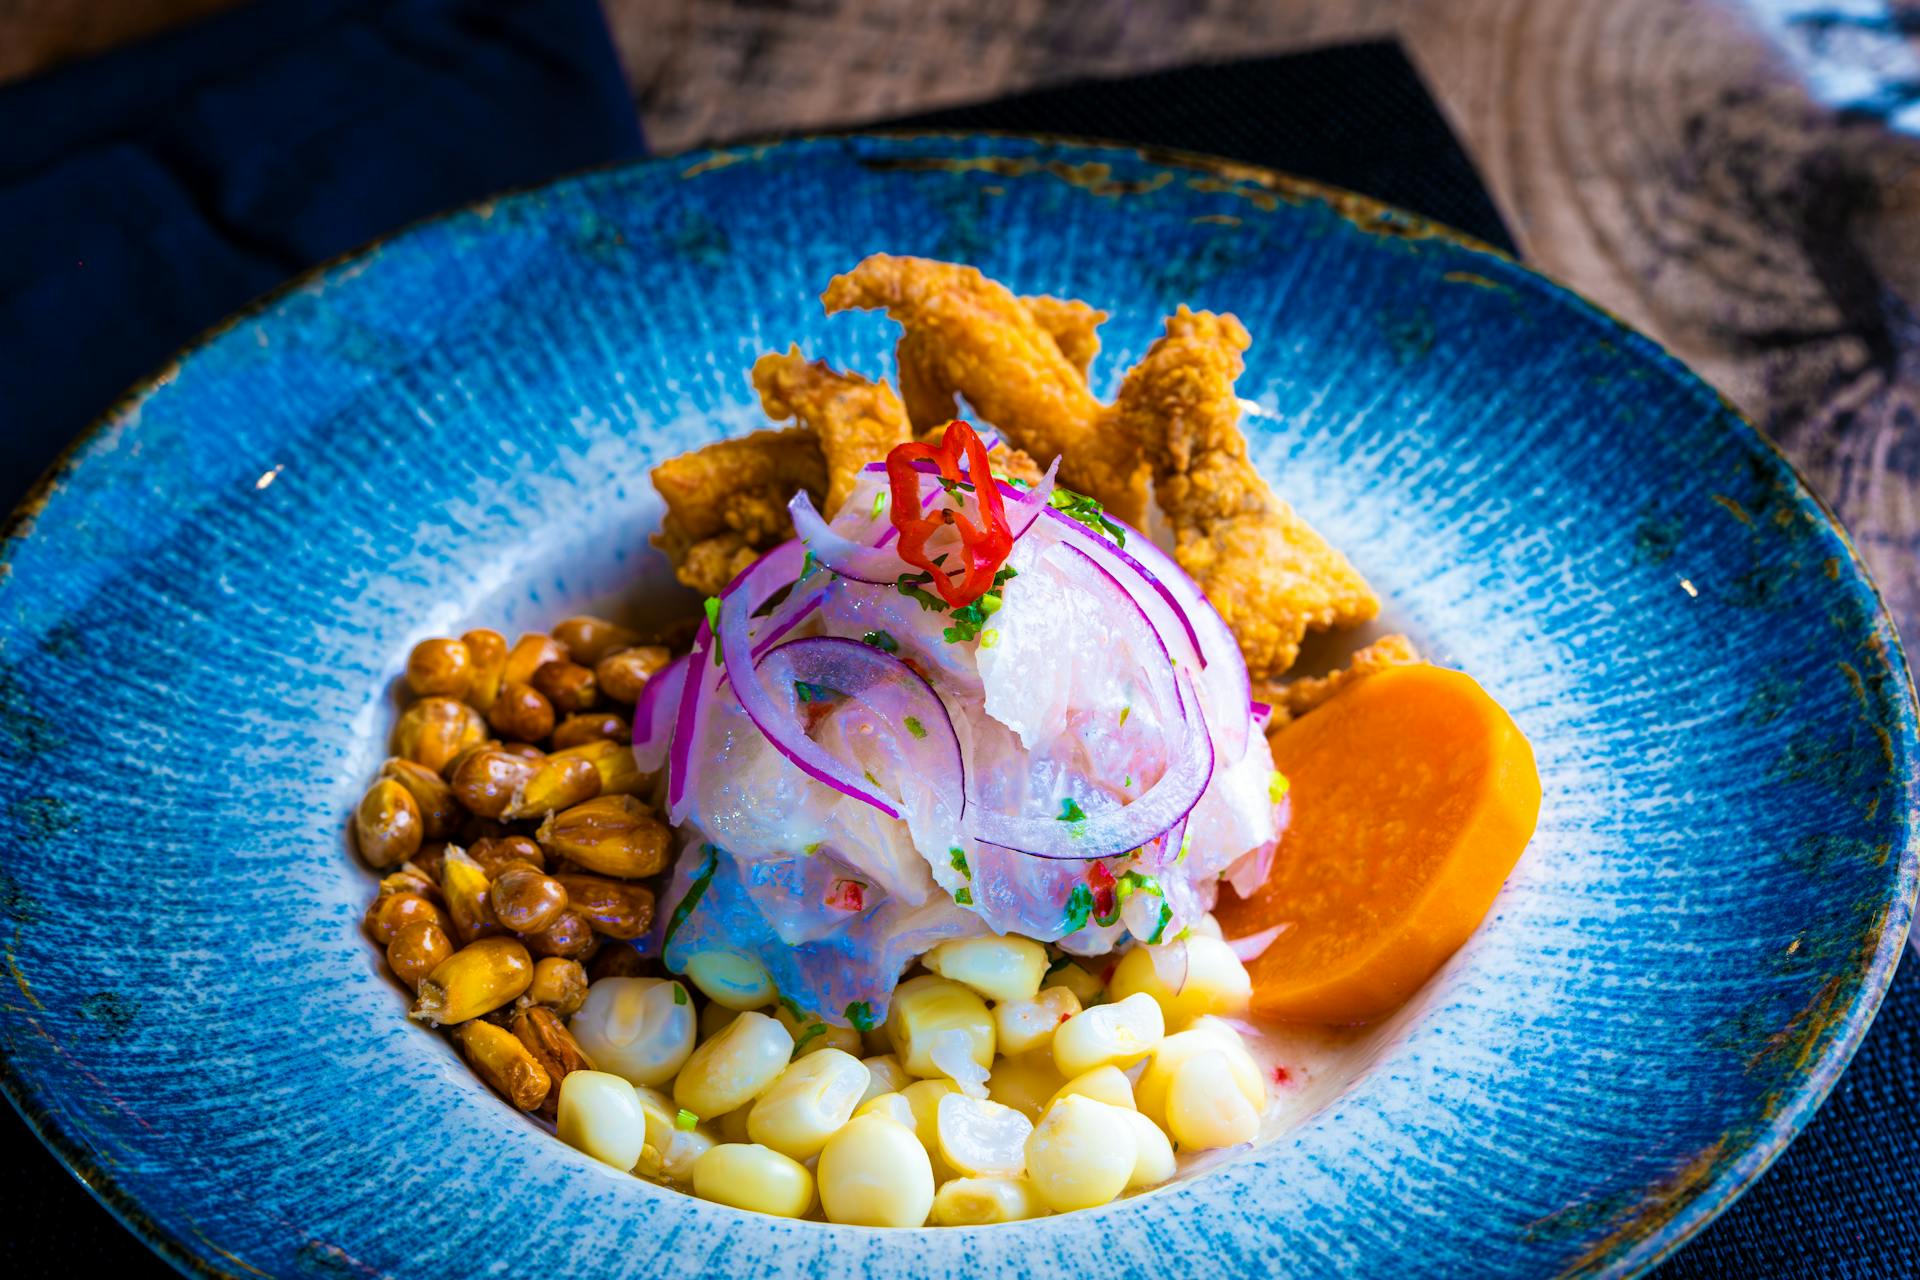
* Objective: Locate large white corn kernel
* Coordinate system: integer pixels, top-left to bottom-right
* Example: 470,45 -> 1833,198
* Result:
698,1000 -> 739,1043
937,1094 -> 1033,1178
774,1004 -> 864,1059
747,1049 -> 870,1160
682,950 -> 775,1010
673,1010 -> 793,1117
1190,913 -> 1225,940
924,935 -> 1049,1002
555,1070 -> 647,1170
1166,1050 -> 1260,1150
714,1105 -> 753,1143
931,1176 -> 1048,1225
987,1053 -> 1066,1121
854,1091 -> 918,1130
569,977 -> 695,1088
1135,1019 -> 1266,1132
817,1114 -> 935,1227
887,976 -> 995,1078
858,1054 -> 910,1104
1051,992 -> 1164,1078
1122,1110 -> 1175,1189
692,1142 -> 815,1218
1109,937 -> 1252,1024
1023,1096 -> 1136,1212
1042,960 -> 1105,1007
661,1125 -> 715,1184
1046,1064 -> 1135,1113
899,1078 -> 962,1180
630,1085 -> 715,1183
994,985 -> 1082,1058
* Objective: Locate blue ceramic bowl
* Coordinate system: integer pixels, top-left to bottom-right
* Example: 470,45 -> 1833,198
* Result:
1,135 -> 1913,1279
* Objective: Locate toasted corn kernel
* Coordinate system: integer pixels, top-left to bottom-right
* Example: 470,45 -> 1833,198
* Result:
1166,1049 -> 1260,1150
503,753 -> 601,820
511,1005 -> 595,1116
491,867 -> 569,934
693,1143 -> 815,1218
1024,1095 -> 1135,1212
555,874 -> 653,940
570,976 -> 695,1087
538,794 -> 670,878
406,637 -> 473,698
409,844 -> 448,885
931,1176 -> 1047,1225
488,681 -> 554,744
551,739 -> 644,797
886,975 -> 995,1079
674,1010 -> 793,1117
595,645 -> 672,703
524,956 -> 588,1015
1109,936 -> 1252,1023
553,615 -> 643,666
458,1019 -> 551,1111
504,633 -> 569,686
460,628 -> 509,712
532,660 -> 598,714
683,950 -> 774,1010
924,935 -> 1049,1003
774,1005 -> 863,1060
937,1093 -> 1032,1178
355,778 -> 422,869
556,1069 -> 646,1169
986,1053 -> 1066,1122
993,986 -> 1082,1058
1051,992 -> 1164,1078
817,1114 -> 935,1227
1122,1110 -> 1176,1188
858,1054 -> 910,1104
364,892 -> 450,946
393,696 -> 488,774
498,741 -> 545,759
748,1049 -> 870,1160
440,847 -> 501,944
588,943 -> 649,982
379,758 -> 460,840
550,712 -> 633,750
387,919 -> 454,990
526,909 -> 595,958
412,936 -> 533,1025
468,834 -> 546,877
450,748 -> 539,820
377,867 -> 439,902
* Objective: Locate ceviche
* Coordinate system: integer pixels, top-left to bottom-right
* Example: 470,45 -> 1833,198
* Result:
354,256 -> 1541,1227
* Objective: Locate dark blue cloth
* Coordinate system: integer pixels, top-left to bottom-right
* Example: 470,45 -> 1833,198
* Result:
0,0 -> 643,482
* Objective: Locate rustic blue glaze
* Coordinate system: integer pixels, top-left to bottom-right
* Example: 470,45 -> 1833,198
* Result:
0,135 -> 1913,1279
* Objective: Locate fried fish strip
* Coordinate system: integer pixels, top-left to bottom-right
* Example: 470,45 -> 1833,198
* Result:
649,427 -> 827,596
752,347 -> 911,517
1255,634 -> 1421,731
1115,306 -> 1379,678
893,294 -> 1108,433
1020,294 -> 1106,379
822,256 -> 1142,520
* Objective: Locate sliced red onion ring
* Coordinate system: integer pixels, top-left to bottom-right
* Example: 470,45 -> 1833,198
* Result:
798,457 -> 1058,584
666,625 -> 713,824
1224,923 -> 1289,962
632,653 -> 689,773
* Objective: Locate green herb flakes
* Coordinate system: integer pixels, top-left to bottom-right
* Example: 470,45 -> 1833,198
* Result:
675,1108 -> 699,1131
1047,485 -> 1127,546
860,630 -> 899,653
904,715 -> 927,740
1062,883 -> 1095,933
845,1001 -> 877,1033
948,847 -> 971,879
1058,797 -> 1088,823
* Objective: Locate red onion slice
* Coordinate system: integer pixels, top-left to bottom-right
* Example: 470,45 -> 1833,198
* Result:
788,490 -> 906,585
632,652 -> 689,773
1224,923 -> 1289,962
665,625 -> 713,824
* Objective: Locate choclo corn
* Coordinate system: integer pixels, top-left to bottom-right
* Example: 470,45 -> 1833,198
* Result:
556,1070 -> 647,1170
775,1004 -> 863,1059
993,986 -> 1082,1058
931,1176 -> 1048,1226
1189,913 -> 1225,941
1134,1018 -> 1267,1132
692,1143 -> 815,1218
898,1078 -> 962,1181
569,976 -> 696,1087
674,1010 -> 793,1117
924,935 -> 1049,1003
715,1105 -> 754,1143
817,1114 -> 935,1227
1165,1049 -> 1261,1150
1109,937 -> 1253,1024
853,1092 -> 918,1130
411,936 -> 532,1025
1121,1110 -> 1176,1189
987,1053 -> 1067,1121
747,1049 -> 870,1160
631,1085 -> 715,1183
936,1093 -> 1033,1178
684,950 -> 776,1010
887,976 -> 995,1078
698,999 -> 739,1043
1046,1064 -> 1135,1114
1051,992 -> 1165,1078
1024,1095 -> 1137,1212
858,1054 -> 910,1104
1041,960 -> 1105,1008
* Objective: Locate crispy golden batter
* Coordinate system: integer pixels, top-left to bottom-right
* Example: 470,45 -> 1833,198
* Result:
893,294 -> 1108,435
1020,294 -> 1107,380
822,256 -> 1144,521
1116,306 -> 1379,678
1257,635 -> 1421,730
649,427 -> 827,596
752,347 -> 911,517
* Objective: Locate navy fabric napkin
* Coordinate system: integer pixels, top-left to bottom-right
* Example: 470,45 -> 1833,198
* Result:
0,5 -> 1911,1275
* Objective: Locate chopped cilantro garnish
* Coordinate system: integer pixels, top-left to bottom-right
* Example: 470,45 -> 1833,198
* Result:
802,841 -> 822,856
1062,884 -> 1095,933
1048,485 -> 1127,546
1123,774 -> 1133,789
954,887 -> 973,906
1058,797 -> 1087,823
675,1108 -> 698,1131
672,983 -> 688,1006
1145,904 -> 1173,944
948,847 -> 971,879
790,1021 -> 827,1058
777,993 -> 806,1020
895,574 -> 948,613
1119,705 -> 1131,727
1117,871 -> 1162,903
1176,832 -> 1191,863
703,597 -> 724,665
942,599 -> 991,644
1268,770 -> 1291,804
993,565 -> 1018,587
860,629 -> 899,653
1172,925 -> 1192,943
937,476 -> 976,496
979,592 -> 1002,615
904,715 -> 927,739
799,548 -> 824,580
1044,955 -> 1073,977
662,844 -> 719,953
872,490 -> 889,518
845,1001 -> 877,1033
794,680 -> 844,703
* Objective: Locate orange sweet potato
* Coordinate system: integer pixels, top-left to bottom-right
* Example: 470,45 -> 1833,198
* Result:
1215,663 -> 1541,1023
